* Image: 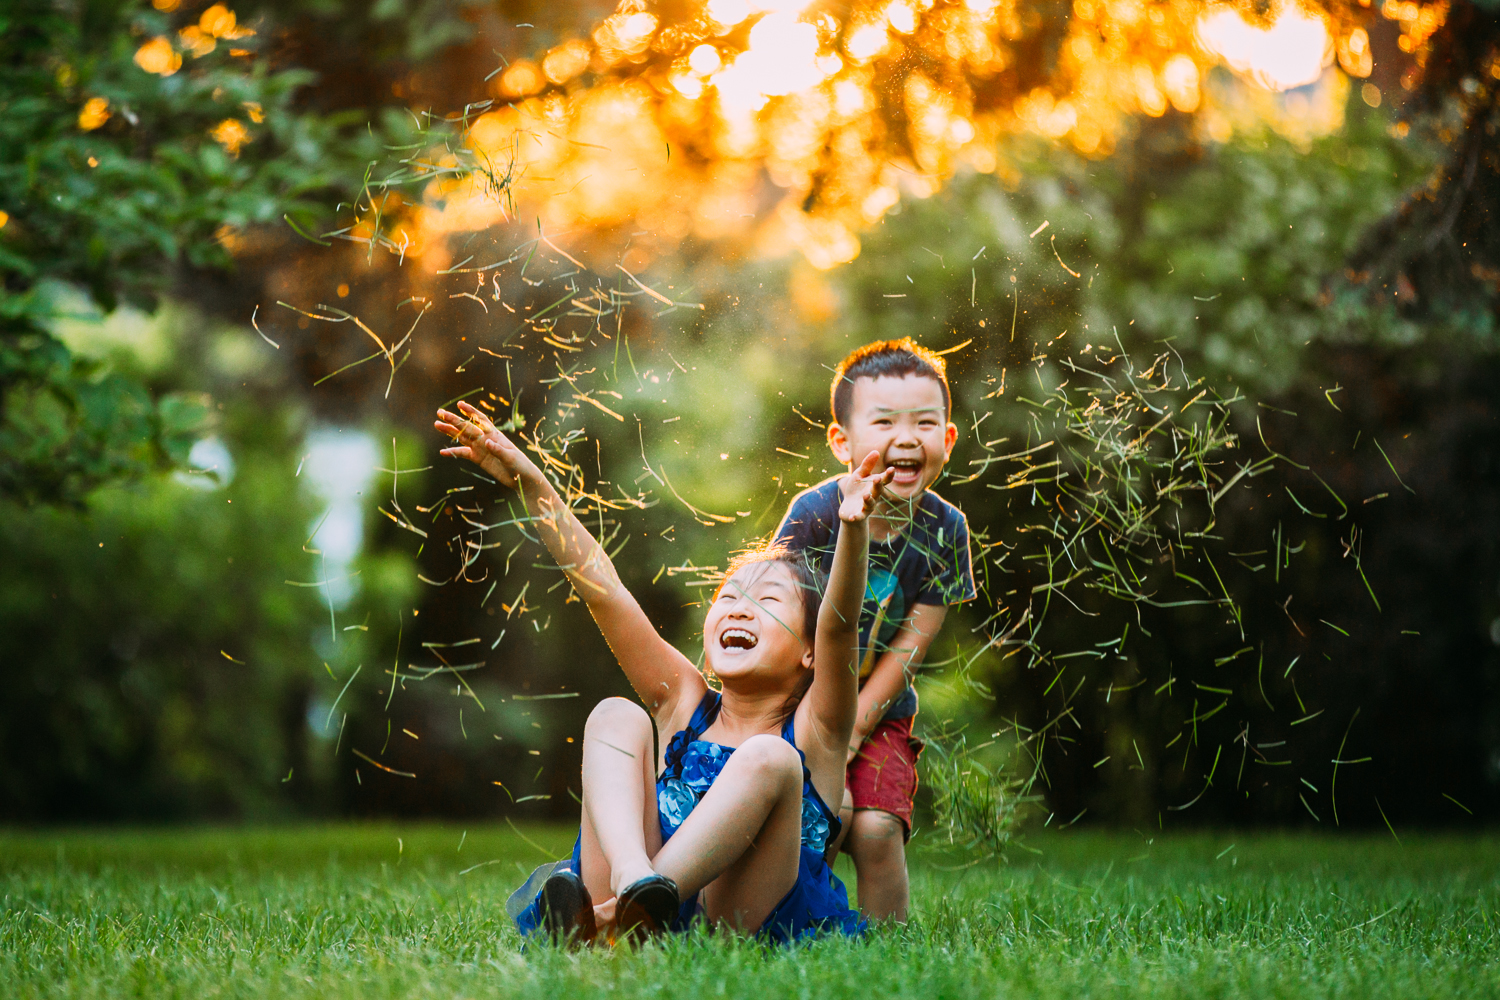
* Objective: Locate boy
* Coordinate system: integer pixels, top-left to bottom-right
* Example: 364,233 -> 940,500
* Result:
774,338 -> 976,922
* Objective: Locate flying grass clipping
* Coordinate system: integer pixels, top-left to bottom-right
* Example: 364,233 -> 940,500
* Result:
265,82 -> 1402,854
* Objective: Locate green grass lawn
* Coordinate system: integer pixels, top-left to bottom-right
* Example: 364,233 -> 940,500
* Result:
3,823 -> 1497,999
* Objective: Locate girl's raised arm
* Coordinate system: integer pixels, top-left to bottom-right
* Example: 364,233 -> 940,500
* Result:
800,452 -> 891,769
436,401 -> 701,717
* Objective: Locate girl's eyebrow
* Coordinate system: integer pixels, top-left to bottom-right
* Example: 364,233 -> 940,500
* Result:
724,578 -> 797,637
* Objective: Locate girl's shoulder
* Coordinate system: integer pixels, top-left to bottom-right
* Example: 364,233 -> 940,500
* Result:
655,682 -> 715,750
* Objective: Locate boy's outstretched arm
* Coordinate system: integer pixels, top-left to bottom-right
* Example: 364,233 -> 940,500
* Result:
803,451 -> 893,761
435,401 -> 701,717
847,604 -> 947,762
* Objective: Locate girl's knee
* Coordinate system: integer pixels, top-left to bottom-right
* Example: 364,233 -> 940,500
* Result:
585,696 -> 650,735
735,734 -> 802,784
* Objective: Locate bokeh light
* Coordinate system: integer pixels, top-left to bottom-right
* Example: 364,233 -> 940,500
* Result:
1197,4 -> 1331,92
374,0 -> 1452,271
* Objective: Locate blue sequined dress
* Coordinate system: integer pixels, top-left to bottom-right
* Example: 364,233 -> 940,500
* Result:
509,692 -> 865,944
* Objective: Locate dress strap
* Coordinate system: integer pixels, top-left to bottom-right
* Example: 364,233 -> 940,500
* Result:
688,690 -> 722,736
661,690 -> 722,775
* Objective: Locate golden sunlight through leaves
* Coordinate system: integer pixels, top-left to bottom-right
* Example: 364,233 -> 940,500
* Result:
381,0 -> 1449,269
133,36 -> 181,76
77,96 -> 111,131
210,118 -> 251,156
179,26 -> 216,59
1197,4 -> 1330,92
200,4 -> 254,40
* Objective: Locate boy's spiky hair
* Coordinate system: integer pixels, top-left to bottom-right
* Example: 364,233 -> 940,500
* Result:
830,338 -> 951,427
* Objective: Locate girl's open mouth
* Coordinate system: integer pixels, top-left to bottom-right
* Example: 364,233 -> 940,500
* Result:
719,627 -> 758,650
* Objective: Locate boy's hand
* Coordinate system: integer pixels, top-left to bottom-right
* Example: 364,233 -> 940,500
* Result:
434,401 -> 538,488
838,450 -> 895,524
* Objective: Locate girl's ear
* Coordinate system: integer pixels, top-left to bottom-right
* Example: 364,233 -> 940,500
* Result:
800,644 -> 815,671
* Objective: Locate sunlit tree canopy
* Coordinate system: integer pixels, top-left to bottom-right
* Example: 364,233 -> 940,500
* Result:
376,0 -> 1464,269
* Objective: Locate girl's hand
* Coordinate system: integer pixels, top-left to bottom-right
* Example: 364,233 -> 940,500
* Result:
838,450 -> 895,524
434,400 -> 538,488
592,896 -> 618,937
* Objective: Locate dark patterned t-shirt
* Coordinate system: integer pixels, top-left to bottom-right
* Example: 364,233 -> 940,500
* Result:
774,478 -> 977,720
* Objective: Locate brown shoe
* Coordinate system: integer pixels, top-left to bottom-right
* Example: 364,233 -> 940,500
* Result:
539,868 -> 596,946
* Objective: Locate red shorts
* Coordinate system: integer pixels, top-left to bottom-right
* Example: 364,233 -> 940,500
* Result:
847,715 -> 923,838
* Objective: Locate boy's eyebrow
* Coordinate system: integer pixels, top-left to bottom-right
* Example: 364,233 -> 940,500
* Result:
871,404 -> 943,416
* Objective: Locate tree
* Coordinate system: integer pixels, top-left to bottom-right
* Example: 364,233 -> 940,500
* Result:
0,0 -> 395,503
1343,0 -> 1500,328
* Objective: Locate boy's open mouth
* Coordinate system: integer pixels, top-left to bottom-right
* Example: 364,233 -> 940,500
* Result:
888,457 -> 923,487
719,627 -> 758,650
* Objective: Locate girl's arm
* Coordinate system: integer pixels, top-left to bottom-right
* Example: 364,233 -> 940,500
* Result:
799,451 -> 891,768
436,402 -> 703,718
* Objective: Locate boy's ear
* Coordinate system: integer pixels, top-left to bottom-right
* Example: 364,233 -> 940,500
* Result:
827,422 -> 853,465
944,421 -> 958,459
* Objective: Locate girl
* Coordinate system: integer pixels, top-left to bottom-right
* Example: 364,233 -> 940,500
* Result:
435,400 -> 890,943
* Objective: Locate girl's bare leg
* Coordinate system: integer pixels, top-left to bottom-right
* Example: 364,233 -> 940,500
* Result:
650,734 -> 804,933
578,698 -> 662,902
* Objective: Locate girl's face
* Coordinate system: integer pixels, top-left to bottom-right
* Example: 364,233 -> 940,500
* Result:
702,561 -> 812,693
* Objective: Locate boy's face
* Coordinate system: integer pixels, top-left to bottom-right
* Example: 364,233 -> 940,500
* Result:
827,374 -> 957,502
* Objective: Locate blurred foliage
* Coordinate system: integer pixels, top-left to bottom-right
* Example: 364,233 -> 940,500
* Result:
1346,0 -> 1500,324
837,103 -> 1441,397
3,0 -> 1498,831
0,286 -> 429,821
0,0 -> 404,504
0,404 -> 318,820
